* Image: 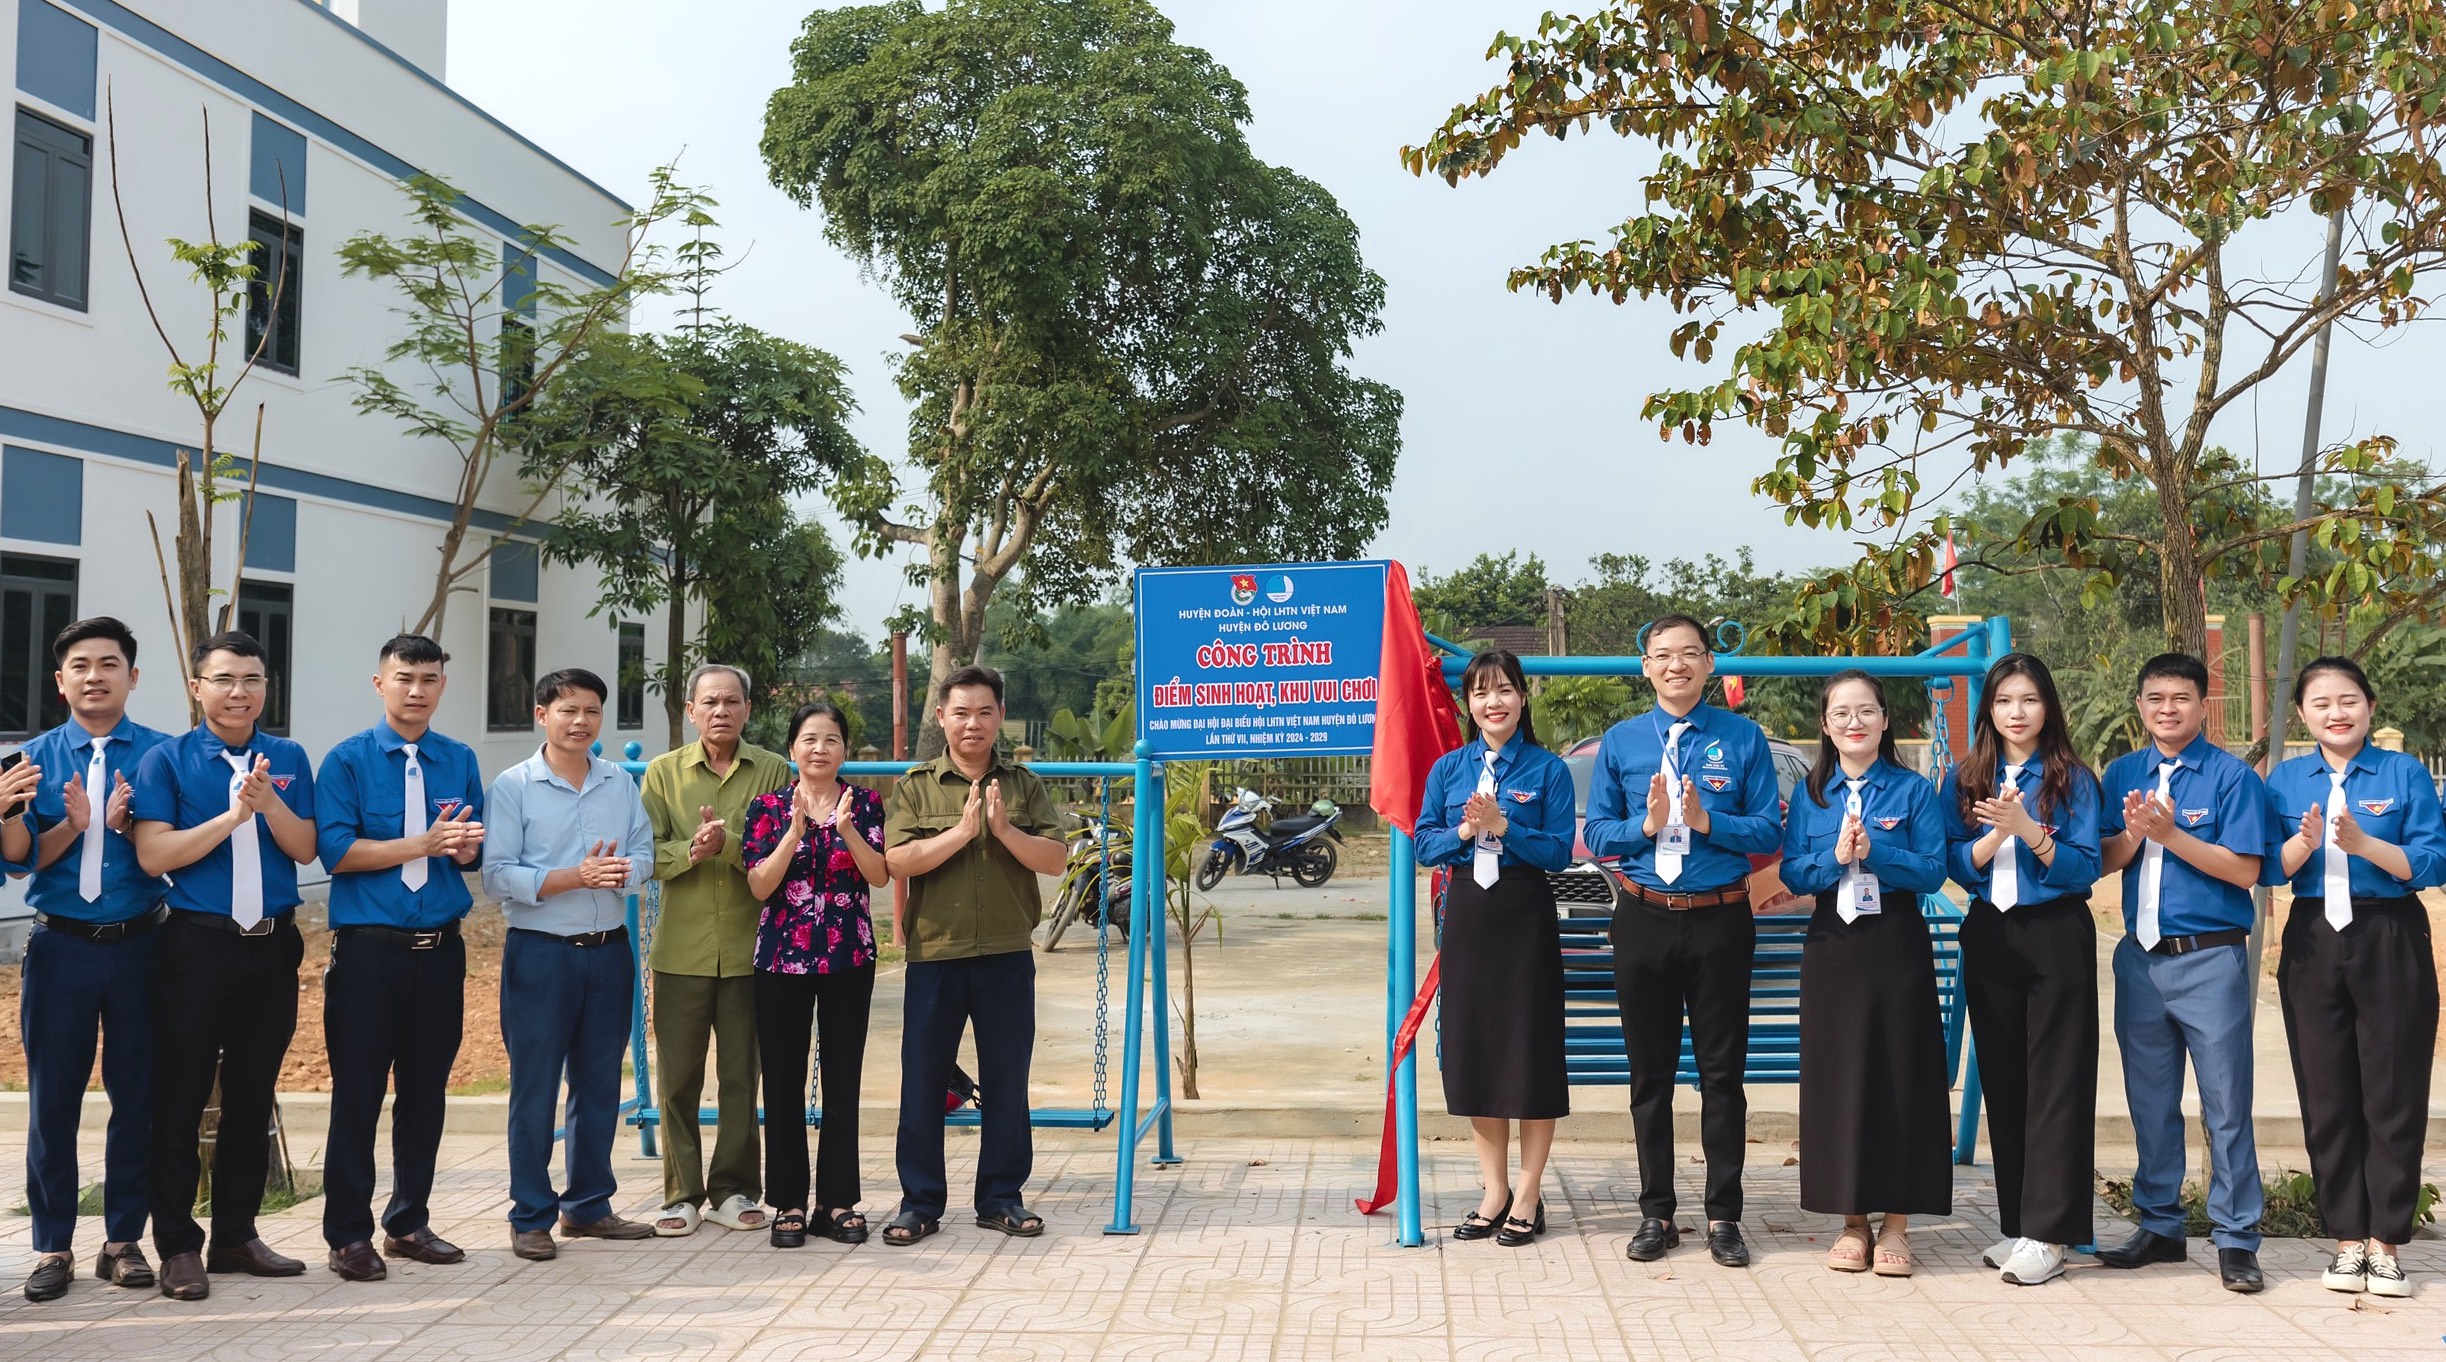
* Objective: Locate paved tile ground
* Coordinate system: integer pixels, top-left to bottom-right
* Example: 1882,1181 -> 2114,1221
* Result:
0,1128 -> 2437,1361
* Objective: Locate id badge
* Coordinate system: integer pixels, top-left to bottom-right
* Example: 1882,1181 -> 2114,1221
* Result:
1851,870 -> 1883,916
1658,824 -> 1691,856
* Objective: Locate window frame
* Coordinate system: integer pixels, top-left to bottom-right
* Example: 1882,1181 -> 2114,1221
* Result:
234,579 -> 295,736
616,621 -> 645,731
10,105 -> 93,311
244,209 -> 303,376
487,606 -> 539,733
0,552 -> 76,740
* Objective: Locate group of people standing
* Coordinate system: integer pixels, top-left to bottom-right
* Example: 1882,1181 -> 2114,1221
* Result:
2,615 -> 1064,1303
1418,614 -> 2437,1298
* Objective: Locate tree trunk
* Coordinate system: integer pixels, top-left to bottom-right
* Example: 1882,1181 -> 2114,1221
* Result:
2155,470 -> 2210,660
1174,884 -> 1200,1100
914,527 -> 983,758
665,561 -> 690,750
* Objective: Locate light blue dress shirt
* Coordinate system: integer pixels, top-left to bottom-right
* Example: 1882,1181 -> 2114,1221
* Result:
480,748 -> 653,936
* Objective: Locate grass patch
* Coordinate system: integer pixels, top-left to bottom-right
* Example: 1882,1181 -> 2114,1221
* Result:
15,1177 -> 324,1217
1350,912 -> 1388,921
2098,1169 -> 2440,1239
10,1182 -> 107,1217
447,1076 -> 510,1097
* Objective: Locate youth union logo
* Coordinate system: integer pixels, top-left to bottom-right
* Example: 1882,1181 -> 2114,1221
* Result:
1263,573 -> 1295,603
1229,573 -> 1257,606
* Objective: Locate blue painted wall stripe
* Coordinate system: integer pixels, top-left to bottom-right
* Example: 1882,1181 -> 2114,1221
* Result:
0,403 -> 540,537
52,0 -> 622,289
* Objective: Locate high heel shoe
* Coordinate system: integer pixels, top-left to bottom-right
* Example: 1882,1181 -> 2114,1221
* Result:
1453,1191 -> 1511,1242
1496,1196 -> 1546,1246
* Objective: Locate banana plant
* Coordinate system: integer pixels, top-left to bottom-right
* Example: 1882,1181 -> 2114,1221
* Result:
1044,701 -> 1136,761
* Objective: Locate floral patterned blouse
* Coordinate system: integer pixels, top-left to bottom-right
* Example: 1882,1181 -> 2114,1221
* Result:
739,782 -> 885,975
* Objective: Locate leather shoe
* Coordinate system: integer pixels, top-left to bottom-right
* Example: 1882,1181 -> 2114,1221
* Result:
158,1251 -> 210,1301
328,1241 -> 386,1281
511,1229 -> 558,1262
383,1228 -> 466,1265
1626,1217 -> 1681,1262
1706,1221 -> 1751,1268
207,1237 -> 305,1277
2219,1247 -> 2264,1293
560,1213 -> 654,1241
2094,1227 -> 2187,1269
22,1254 -> 72,1302
94,1243 -> 154,1288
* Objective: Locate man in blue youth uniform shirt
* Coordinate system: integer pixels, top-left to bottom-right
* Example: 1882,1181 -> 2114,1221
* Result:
313,634 -> 486,1282
0,618 -> 169,1301
2094,652 -> 2282,1293
1582,614 -> 1782,1268
129,630 -> 318,1301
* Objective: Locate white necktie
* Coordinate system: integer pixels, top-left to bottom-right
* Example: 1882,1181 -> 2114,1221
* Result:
2134,760 -> 2178,950
78,738 -> 110,902
223,751 -> 264,929
1472,750 -> 1501,889
1991,763 -> 2021,911
1656,719 -> 1693,885
1838,777 -> 1881,923
2324,767 -> 2352,931
401,742 -> 429,893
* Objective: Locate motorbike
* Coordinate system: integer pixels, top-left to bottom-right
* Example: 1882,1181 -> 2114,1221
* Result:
1041,816 -> 1132,949
1195,790 -> 1343,890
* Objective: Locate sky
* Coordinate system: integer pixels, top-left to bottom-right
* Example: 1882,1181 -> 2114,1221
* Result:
445,2 -> 2444,641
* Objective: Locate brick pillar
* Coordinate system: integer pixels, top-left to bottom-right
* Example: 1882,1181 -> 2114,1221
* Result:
1927,615 -> 1981,760
2203,614 -> 2228,746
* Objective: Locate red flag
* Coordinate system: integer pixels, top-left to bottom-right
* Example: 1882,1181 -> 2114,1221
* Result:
1723,674 -> 1746,709
1369,562 -> 1462,835
1358,562 -> 1463,1218
1941,530 -> 1959,600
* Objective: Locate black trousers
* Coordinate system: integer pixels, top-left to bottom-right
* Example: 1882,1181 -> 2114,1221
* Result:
2279,896 -> 2438,1244
896,951 -> 1035,1220
1609,897 -> 1755,1222
320,929 -> 466,1249
148,914 -> 303,1259
1960,896 -> 2097,1244
756,964 -> 876,1214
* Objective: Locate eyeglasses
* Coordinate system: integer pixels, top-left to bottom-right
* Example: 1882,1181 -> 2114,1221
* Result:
200,674 -> 269,694
1827,706 -> 1885,726
1645,649 -> 1709,665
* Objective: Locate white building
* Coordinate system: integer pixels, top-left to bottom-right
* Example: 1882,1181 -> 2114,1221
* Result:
1,0 -> 677,915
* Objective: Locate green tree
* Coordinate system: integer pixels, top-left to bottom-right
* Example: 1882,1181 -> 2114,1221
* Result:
338,168 -> 713,637
1411,1 -> 2446,660
762,0 -> 1402,751
527,318 -> 860,746
1414,552 -> 1550,632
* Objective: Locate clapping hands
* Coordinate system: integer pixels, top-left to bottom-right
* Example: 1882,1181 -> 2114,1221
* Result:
1972,788 -> 2041,841
2122,788 -> 2174,843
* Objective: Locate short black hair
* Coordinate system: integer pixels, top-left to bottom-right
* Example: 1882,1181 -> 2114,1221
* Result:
1644,613 -> 1711,654
2293,655 -> 2375,707
937,664 -> 1004,706
2134,652 -> 2210,698
378,633 -> 448,668
534,667 -> 609,708
53,616 -> 137,667
786,701 -> 855,749
191,630 -> 265,672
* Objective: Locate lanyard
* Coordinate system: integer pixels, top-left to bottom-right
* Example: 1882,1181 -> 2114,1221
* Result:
1651,708 -> 1697,775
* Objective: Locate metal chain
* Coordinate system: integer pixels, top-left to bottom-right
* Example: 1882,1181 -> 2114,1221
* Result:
1091,776 -> 1113,1120
1926,680 -> 1954,785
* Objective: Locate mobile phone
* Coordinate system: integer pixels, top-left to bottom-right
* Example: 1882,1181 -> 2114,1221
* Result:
0,749 -> 26,822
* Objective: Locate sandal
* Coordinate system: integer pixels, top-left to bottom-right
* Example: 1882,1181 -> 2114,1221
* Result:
818,1208 -> 869,1246
1873,1225 -> 1913,1277
1826,1223 -> 1871,1273
881,1210 -> 939,1246
769,1211 -> 807,1249
705,1195 -> 767,1232
1453,1191 -> 1511,1242
975,1205 -> 1046,1238
654,1202 -> 701,1238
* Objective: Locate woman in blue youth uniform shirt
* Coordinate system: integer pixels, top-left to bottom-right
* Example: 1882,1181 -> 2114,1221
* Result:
2267,657 -> 2444,1300
1938,654 -> 2102,1287
1780,670 -> 1951,1277
1413,650 -> 1576,1248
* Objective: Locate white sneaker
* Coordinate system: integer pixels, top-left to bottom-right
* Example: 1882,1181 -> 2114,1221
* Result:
2366,1248 -> 2411,1298
2000,1239 -> 2066,1285
1981,1236 -> 2019,1269
2322,1243 -> 2369,1293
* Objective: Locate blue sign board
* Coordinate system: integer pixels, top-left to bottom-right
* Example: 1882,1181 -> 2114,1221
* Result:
1135,561 -> 1389,759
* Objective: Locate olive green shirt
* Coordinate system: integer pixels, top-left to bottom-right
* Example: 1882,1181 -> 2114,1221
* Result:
640,738 -> 792,978
886,752 -> 1062,962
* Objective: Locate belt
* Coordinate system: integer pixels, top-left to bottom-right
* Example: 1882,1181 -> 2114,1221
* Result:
510,925 -> 628,948
34,905 -> 167,943
168,908 -> 293,938
1622,880 -> 1750,911
2144,928 -> 2247,956
338,921 -> 462,950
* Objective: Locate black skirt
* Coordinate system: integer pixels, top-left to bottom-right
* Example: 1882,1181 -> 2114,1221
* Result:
1798,890 -> 1953,1215
1439,863 -> 1569,1119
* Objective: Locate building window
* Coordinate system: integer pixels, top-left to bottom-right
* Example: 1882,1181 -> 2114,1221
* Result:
0,553 -> 75,739
488,607 -> 537,732
11,107 -> 92,310
235,581 -> 294,735
617,622 -> 645,730
16,3 -> 97,121
245,212 -> 303,375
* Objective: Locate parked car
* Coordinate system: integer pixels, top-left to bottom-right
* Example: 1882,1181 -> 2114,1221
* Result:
1552,733 -> 1813,917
